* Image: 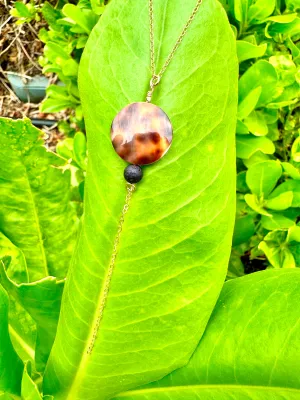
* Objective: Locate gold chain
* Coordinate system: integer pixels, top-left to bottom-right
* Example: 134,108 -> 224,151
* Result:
87,183 -> 136,354
88,1 -> 203,355
146,0 -> 203,102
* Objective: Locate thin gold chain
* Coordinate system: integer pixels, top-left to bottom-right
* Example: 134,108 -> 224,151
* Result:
88,1 -> 203,355
147,0 -> 203,101
87,183 -> 136,354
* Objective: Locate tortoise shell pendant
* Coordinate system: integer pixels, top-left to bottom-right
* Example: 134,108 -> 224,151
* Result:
111,102 -> 173,165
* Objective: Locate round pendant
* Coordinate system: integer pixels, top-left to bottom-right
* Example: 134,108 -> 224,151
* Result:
111,102 -> 173,165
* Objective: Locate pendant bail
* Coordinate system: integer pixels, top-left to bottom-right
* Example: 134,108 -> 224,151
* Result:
146,74 -> 161,102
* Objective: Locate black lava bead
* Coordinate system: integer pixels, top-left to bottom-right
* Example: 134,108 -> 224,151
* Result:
124,165 -> 143,184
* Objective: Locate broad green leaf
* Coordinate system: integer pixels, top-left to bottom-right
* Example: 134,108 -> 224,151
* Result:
236,41 -> 267,63
238,61 -> 279,107
114,386 -> 300,399
0,262 -> 64,372
119,270 -> 300,396
44,0 -> 238,398
0,118 -> 78,281
269,180 -> 300,207
246,160 -> 282,197
0,284 -> 23,395
237,87 -> 261,120
236,135 -> 275,159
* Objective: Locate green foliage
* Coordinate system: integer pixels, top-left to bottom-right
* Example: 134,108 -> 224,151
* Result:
38,0 -> 105,128
10,1 -> 41,24
1,0 -> 300,399
228,0 -> 300,276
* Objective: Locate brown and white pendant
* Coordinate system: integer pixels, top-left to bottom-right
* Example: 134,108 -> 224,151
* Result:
111,102 -> 173,165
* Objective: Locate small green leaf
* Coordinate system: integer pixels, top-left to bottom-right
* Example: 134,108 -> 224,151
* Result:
244,110 -> 268,136
73,132 -> 87,170
269,55 -> 297,87
259,230 -> 295,268
244,194 -> 272,216
282,162 -> 300,180
62,4 -> 96,34
269,180 -> 300,207
248,0 -> 276,22
238,60 -> 279,107
266,191 -> 294,210
236,135 -> 275,159
246,160 -> 282,197
237,86 -> 262,120
261,213 -> 295,230
267,13 -> 298,23
232,214 -> 256,246
236,41 -> 267,63
236,171 -> 249,193
292,136 -> 300,162
13,2 -> 33,18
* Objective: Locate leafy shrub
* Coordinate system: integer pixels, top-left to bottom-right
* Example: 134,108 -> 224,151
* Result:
226,0 -> 300,275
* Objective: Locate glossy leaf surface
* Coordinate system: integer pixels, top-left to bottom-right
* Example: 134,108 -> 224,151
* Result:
0,118 -> 77,281
149,270 -> 300,390
44,0 -> 238,398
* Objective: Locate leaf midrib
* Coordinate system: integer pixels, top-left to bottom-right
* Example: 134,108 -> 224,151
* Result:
116,384 -> 300,397
21,153 -> 49,279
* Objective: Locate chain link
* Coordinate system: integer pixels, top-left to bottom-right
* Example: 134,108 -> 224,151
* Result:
87,183 -> 136,354
149,0 -> 203,82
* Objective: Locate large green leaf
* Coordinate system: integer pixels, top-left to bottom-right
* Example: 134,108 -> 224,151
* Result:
117,270 -> 300,399
44,0 -> 237,398
149,269 -> 300,390
0,284 -> 23,395
0,118 -> 78,281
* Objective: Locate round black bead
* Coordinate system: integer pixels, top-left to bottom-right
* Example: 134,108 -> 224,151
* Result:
124,165 -> 143,184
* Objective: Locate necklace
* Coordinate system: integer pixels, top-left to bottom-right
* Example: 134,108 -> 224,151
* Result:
111,0 -> 203,176
87,0 -> 203,354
